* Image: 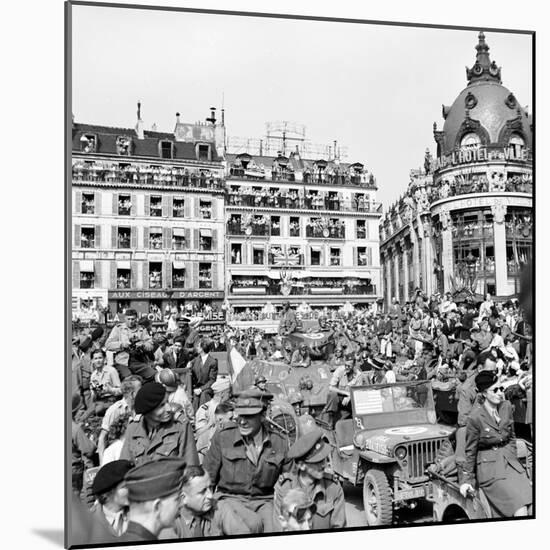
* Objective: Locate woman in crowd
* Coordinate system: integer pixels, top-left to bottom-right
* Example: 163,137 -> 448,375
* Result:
459,371 -> 532,517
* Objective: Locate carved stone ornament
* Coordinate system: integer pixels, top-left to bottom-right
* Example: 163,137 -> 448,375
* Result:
465,92 -> 478,110
491,203 -> 507,224
440,210 -> 452,231
505,93 -> 518,110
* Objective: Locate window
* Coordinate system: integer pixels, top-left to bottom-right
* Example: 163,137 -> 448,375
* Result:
311,248 -> 321,266
197,144 -> 211,161
116,300 -> 130,314
253,248 -> 265,265
172,268 -> 185,288
116,136 -> 132,156
117,227 -> 131,249
81,193 -> 95,214
199,262 -> 212,289
80,271 -> 94,289
330,248 -> 341,266
149,262 -> 163,289
149,230 -> 163,250
81,227 -> 95,248
231,243 -> 242,264
173,234 -> 186,250
357,247 -> 369,266
356,220 -> 367,239
80,134 -> 97,153
116,269 -> 131,289
160,140 -> 173,159
150,196 -> 162,217
200,200 -> 212,219
199,231 -> 212,251
173,198 -> 185,217
460,132 -> 481,149
270,216 -> 281,236
118,194 -> 131,216
509,133 -> 525,158
289,216 -> 300,237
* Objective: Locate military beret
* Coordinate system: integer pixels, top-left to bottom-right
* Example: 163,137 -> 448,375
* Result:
92,459 -> 134,496
475,371 -> 498,393
134,382 -> 166,415
288,428 -> 331,463
234,387 -> 273,415
124,458 -> 186,502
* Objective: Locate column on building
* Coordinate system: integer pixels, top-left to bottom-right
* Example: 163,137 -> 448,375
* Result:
410,225 -> 420,289
440,210 -> 454,293
492,203 -> 508,296
384,251 -> 392,310
420,216 -> 434,296
401,237 -> 409,302
392,245 -> 400,302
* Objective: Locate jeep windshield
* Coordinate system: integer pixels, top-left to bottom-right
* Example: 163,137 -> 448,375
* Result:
350,381 -> 436,430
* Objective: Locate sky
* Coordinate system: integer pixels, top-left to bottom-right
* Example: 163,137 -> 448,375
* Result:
71,4 -> 532,208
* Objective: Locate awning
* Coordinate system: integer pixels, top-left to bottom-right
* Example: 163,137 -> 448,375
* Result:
302,270 -> 345,278
173,227 -> 186,237
150,227 -> 162,234
80,260 -> 94,272
117,261 -> 131,270
310,245 -> 323,252
231,270 -> 266,277
149,254 -> 164,262
173,261 -> 186,270
200,228 -> 213,237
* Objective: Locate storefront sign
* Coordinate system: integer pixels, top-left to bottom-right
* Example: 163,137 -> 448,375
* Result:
108,290 -> 224,300
432,194 -> 532,214
433,146 -> 530,170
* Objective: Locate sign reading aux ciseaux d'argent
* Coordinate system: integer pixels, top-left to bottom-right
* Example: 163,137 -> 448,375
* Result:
433,146 -> 530,171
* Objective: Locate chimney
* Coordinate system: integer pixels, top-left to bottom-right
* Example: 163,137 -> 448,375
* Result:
206,107 -> 217,125
176,112 -> 181,124
135,101 -> 144,139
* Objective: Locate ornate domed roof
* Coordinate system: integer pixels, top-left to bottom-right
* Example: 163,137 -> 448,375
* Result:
434,32 -> 532,157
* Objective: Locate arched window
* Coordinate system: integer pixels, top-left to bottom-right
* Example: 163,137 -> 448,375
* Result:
509,133 -> 525,158
460,132 -> 481,149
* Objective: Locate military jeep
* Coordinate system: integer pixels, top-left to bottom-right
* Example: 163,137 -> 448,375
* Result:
328,380 -> 454,526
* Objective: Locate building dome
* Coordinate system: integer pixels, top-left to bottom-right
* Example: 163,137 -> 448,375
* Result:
435,32 -> 532,157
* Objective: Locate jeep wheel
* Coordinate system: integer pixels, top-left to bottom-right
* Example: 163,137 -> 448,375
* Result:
363,469 -> 393,526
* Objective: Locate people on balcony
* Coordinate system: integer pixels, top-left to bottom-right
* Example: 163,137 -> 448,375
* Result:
149,235 -> 163,249
149,270 -> 162,289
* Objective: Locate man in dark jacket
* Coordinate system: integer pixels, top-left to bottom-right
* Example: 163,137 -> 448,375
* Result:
190,338 -> 218,410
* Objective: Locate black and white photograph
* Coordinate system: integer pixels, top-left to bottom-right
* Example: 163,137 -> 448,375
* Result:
66,1 -> 535,547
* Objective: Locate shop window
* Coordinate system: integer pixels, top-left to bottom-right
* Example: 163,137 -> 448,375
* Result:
116,300 -> 130,314
149,230 -> 163,250
199,262 -> 212,289
330,248 -> 341,266
117,227 -> 131,249
173,198 -> 185,217
116,269 -> 131,289
172,268 -> 186,289
149,300 -> 163,315
253,248 -> 265,265
149,262 -> 163,289
200,200 -> 212,219
150,196 -> 162,217
160,140 -> 173,159
289,216 -> 300,237
310,248 -> 321,266
231,243 -> 242,264
118,194 -> 132,216
80,271 -> 94,289
81,227 -> 95,249
173,234 -> 186,250
356,220 -> 367,239
81,193 -> 95,214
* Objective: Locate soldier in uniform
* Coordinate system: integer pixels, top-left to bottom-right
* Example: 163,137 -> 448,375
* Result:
89,459 -> 134,541
120,382 -> 199,467
119,457 -> 187,542
105,308 -> 156,381
273,428 -> 346,530
203,388 -> 288,534
278,301 -> 297,337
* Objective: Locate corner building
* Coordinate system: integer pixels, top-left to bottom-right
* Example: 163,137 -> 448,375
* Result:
380,32 -> 532,306
71,108 -> 226,320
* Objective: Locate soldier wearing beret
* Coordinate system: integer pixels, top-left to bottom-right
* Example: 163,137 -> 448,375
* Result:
89,459 -> 134,541
119,457 -> 187,542
203,388 -> 288,534
273,428 -> 346,531
120,382 -> 199,467
105,309 -> 156,381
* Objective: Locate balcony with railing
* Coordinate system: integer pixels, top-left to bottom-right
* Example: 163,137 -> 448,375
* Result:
306,225 -> 346,239
226,222 -> 271,237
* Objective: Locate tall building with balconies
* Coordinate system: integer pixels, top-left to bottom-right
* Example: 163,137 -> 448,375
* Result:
380,32 -> 532,307
223,126 -> 383,314
71,106 -> 226,321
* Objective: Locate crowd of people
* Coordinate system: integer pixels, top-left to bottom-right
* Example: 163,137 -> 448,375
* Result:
71,278 -> 533,544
